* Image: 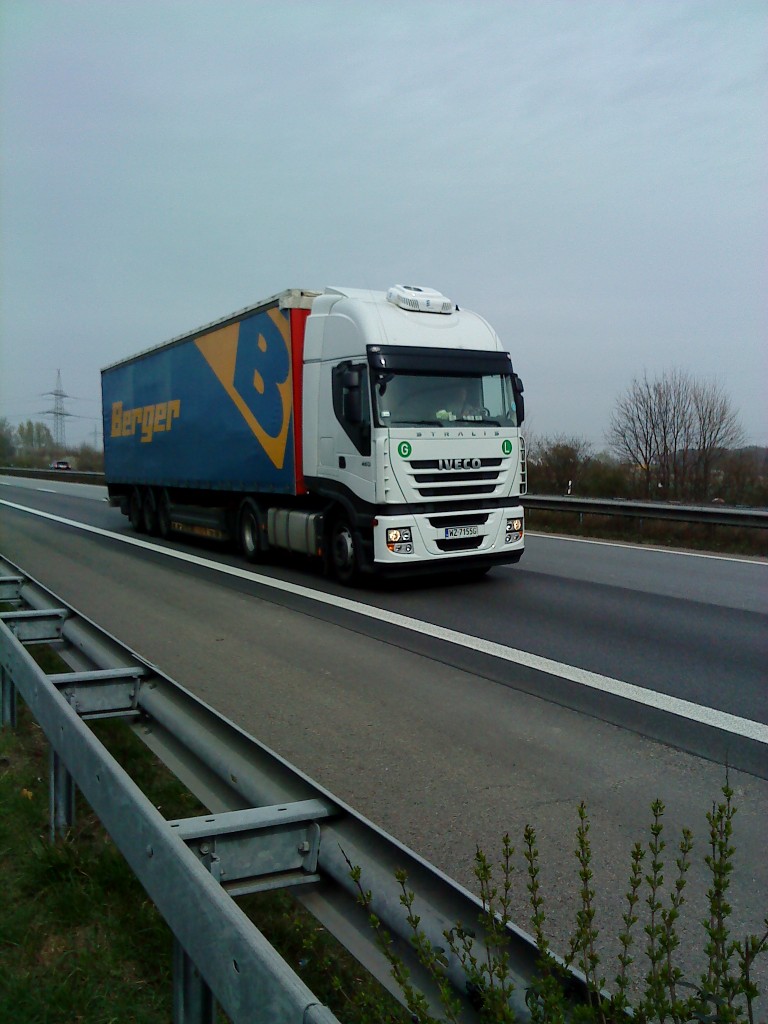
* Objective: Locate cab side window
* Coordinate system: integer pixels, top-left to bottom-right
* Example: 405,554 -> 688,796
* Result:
332,362 -> 371,455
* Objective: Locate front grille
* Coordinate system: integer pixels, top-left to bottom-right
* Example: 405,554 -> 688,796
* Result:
407,458 -> 504,500
427,513 -> 489,527
415,471 -> 498,484
418,484 -> 498,497
436,536 -> 483,552
411,460 -> 502,469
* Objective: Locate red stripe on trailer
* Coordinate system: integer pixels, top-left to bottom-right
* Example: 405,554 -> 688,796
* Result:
290,308 -> 311,495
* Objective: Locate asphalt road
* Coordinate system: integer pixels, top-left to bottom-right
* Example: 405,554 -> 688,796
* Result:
3,476 -> 766,736
1,476 -> 767,998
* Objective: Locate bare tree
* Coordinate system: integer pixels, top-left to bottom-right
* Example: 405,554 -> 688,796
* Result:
690,379 -> 745,500
607,374 -> 658,498
0,417 -> 17,464
608,371 -> 744,501
16,419 -> 54,451
651,370 -> 694,499
531,434 -> 593,494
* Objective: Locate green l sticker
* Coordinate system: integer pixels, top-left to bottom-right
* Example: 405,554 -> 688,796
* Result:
502,439 -> 513,455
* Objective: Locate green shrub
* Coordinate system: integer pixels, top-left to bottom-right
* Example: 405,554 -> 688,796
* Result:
348,782 -> 767,1023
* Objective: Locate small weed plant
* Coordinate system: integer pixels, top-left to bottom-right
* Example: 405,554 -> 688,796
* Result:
347,780 -> 767,1023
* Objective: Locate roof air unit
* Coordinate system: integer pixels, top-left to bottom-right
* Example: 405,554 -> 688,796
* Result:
386,284 -> 455,314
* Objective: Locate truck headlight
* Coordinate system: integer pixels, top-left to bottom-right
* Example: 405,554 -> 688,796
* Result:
505,518 -> 523,542
387,527 -> 412,544
386,526 -> 413,553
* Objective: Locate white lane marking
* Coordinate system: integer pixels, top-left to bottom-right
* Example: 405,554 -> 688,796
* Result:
527,530 -> 767,566
2,497 -> 766,745
0,478 -> 108,501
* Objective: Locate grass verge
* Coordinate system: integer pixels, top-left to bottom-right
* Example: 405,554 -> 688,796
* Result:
525,510 -> 767,557
0,647 -> 408,1023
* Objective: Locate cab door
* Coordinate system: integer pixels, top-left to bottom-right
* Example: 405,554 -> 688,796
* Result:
325,361 -> 375,503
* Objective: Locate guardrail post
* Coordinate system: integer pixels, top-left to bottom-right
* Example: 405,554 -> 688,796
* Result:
1,666 -> 17,729
173,936 -> 216,1024
49,749 -> 75,841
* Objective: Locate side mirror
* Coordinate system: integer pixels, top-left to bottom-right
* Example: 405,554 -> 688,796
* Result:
513,375 -> 525,425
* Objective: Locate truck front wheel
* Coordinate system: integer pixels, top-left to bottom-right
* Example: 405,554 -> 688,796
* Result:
330,514 -> 360,585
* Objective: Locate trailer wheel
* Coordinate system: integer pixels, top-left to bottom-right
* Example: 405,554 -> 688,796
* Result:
141,488 -> 158,535
129,488 -> 145,533
238,499 -> 263,563
330,514 -> 360,585
157,490 -> 172,540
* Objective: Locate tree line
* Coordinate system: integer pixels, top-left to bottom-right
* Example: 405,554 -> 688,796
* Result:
2,370 -> 764,505
0,418 -> 104,472
530,371 -> 765,506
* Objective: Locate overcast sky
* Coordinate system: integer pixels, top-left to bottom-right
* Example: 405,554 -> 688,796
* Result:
1,0 -> 765,450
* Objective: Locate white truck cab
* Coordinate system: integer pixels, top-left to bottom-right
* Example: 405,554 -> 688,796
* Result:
302,285 -> 526,581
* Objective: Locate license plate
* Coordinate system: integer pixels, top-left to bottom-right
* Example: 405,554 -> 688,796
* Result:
444,526 -> 479,538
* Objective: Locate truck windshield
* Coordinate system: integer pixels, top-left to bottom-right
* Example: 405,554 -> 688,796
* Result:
373,373 -> 518,427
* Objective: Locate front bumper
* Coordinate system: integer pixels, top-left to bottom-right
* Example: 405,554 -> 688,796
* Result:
371,506 -> 524,572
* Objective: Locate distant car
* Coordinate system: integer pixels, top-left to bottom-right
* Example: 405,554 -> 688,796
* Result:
49,460 -> 72,470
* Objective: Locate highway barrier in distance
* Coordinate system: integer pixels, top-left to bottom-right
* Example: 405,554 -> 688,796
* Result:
2,466 -> 766,530
522,494 -> 768,530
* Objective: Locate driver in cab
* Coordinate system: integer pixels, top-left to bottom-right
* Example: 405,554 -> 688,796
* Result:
437,384 -> 484,422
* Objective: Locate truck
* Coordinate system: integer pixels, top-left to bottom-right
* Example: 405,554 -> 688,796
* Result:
101,285 -> 526,583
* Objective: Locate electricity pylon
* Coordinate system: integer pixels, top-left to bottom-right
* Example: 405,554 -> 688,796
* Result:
41,370 -> 74,448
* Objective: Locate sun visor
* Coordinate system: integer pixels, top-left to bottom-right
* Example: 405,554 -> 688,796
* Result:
367,345 -> 513,375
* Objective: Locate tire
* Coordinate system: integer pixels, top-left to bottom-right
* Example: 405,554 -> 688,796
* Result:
329,514 -> 360,585
157,490 -> 172,540
238,499 -> 263,563
141,488 -> 158,535
128,488 -> 145,533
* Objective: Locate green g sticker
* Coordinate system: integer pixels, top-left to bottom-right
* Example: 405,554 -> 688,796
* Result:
398,441 -> 412,459
502,439 -> 513,455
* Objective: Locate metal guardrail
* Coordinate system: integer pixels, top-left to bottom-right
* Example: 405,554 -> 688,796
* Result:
2,467 -> 765,530
0,466 -> 105,485
522,494 -> 768,530
0,555 -> 585,1023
